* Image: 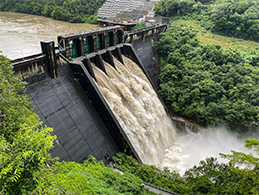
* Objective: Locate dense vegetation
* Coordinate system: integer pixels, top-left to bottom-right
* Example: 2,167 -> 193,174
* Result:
34,157 -> 152,194
206,0 -> 259,41
114,146 -> 259,194
0,54 -> 55,194
157,27 -> 259,129
155,0 -> 259,42
154,0 -> 202,18
0,0 -> 104,23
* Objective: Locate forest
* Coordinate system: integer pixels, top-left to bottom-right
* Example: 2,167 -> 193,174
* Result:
0,0 -> 104,23
154,0 -> 202,18
157,26 -> 259,130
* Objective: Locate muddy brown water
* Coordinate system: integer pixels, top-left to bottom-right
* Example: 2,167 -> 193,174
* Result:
0,12 -> 98,60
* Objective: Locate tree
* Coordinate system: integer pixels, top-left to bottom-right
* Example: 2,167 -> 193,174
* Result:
185,139 -> 259,194
0,54 -> 55,194
154,0 -> 201,18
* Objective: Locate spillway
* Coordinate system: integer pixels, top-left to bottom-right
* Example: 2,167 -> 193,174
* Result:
72,50 -> 256,174
91,55 -> 177,165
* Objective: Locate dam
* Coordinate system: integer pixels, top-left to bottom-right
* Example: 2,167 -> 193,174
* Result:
12,25 -> 169,163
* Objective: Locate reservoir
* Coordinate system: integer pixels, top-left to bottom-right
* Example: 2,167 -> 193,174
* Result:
0,12 -> 97,60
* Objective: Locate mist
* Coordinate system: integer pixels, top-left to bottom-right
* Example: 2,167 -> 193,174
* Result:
161,126 -> 259,175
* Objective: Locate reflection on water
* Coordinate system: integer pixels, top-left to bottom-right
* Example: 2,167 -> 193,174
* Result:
0,12 -> 98,59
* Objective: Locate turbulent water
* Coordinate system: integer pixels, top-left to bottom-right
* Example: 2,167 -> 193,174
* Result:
93,56 -> 177,164
92,55 -> 258,174
161,127 -> 256,174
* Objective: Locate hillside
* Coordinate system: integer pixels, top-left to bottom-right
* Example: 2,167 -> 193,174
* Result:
155,0 -> 259,130
170,19 -> 259,52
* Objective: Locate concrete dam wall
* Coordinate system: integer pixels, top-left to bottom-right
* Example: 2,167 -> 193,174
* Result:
126,31 -> 160,89
16,55 -> 120,162
12,25 -> 167,163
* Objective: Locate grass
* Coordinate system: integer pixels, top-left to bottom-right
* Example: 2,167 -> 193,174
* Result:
171,19 -> 259,52
170,19 -> 202,30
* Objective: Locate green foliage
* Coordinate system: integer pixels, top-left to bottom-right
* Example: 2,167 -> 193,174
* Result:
133,22 -> 147,30
196,0 -> 259,42
157,27 -> 259,129
185,139 -> 259,194
154,0 -> 202,18
205,0 -> 259,41
114,147 -> 259,194
34,156 -> 152,194
185,156 -> 259,194
83,15 -> 99,24
0,0 -> 104,23
221,138 -> 259,168
113,153 -> 189,193
0,54 -> 55,194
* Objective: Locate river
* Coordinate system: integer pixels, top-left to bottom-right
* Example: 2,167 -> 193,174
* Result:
0,12 -> 97,60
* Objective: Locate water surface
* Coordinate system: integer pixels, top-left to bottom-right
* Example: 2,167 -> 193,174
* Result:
0,12 -> 97,59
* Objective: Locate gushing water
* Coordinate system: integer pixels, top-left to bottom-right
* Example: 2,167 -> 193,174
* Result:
92,55 -> 257,174
92,56 -> 176,165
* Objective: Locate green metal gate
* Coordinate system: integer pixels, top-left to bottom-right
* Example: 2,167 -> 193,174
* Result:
84,39 -> 90,55
107,34 -> 111,47
70,42 -> 77,59
116,32 -> 119,44
97,36 -> 101,51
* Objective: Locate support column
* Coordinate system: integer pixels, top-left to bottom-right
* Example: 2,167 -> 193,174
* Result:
104,32 -> 108,49
96,54 -> 106,74
142,31 -> 146,42
41,40 -> 58,79
93,35 -> 97,52
80,37 -> 85,56
114,47 -> 124,65
113,31 -> 117,46
130,34 -> 134,44
65,39 -> 71,59
121,31 -> 125,44
83,58 -> 96,81
104,50 -> 116,69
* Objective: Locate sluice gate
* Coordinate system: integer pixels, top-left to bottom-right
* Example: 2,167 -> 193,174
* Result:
57,26 -> 124,60
68,43 -> 155,162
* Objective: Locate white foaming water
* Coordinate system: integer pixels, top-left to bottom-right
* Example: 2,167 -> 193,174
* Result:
92,55 -> 257,174
92,56 -> 176,165
161,127 -> 256,175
